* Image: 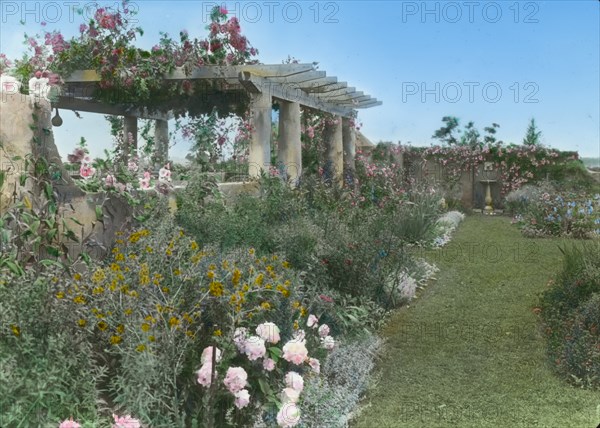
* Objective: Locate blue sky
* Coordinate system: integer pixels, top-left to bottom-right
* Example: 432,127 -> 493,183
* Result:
1,0 -> 599,160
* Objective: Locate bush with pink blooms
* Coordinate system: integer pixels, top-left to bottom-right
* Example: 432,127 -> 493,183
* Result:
195,314 -> 335,427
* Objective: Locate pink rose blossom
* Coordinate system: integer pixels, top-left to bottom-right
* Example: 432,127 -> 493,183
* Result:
276,403 -> 301,427
234,389 -> 250,409
244,335 -> 266,361
307,314 -> 318,328
318,324 -> 330,338
196,363 -> 216,387
223,367 -> 247,393
201,346 -> 222,365
59,419 -> 81,428
263,358 -> 276,371
280,387 -> 300,404
282,339 -> 308,365
79,164 -> 95,179
285,371 -> 304,392
321,336 -> 335,350
308,358 -> 320,374
112,414 -> 141,428
256,322 -> 280,344
104,174 -> 115,188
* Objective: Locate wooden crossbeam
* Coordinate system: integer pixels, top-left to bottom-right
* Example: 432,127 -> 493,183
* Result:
239,71 -> 354,117
55,96 -> 171,119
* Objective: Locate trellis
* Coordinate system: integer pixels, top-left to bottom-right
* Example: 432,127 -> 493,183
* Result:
58,63 -> 382,182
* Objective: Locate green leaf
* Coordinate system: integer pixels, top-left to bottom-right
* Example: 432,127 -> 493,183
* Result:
46,246 -> 61,257
69,217 -> 84,226
258,378 -> 273,396
0,170 -> 5,190
95,206 -> 104,221
4,260 -> 24,276
268,347 -> 282,362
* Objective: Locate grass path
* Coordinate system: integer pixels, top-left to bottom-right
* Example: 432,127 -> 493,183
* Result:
353,215 -> 599,428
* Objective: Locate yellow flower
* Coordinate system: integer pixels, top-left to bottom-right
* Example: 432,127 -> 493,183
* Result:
77,319 -> 87,327
213,329 -> 222,336
116,324 -> 125,334
190,241 -> 199,251
115,253 -> 125,262
165,248 -> 172,256
300,307 -> 307,317
293,320 -> 299,330
97,321 -> 108,331
146,246 -> 153,253
232,269 -> 241,286
110,263 -> 121,272
128,254 -> 137,260
92,286 -> 105,295
136,344 -> 146,352
260,302 -> 271,310
129,290 -> 139,298
91,269 -> 105,283
56,291 -> 65,299
148,335 -> 156,342
209,281 -> 223,297
272,255 -> 279,261
292,301 -> 301,309
145,315 -> 156,324
11,324 -> 20,337
161,287 -> 170,294
169,316 -> 180,328
249,248 -> 255,255
116,232 -> 123,236
173,269 -> 181,276
141,323 -> 151,332
185,330 -> 195,339
73,295 -> 86,305
254,273 -> 264,286
110,335 -> 122,345
124,308 -> 133,316
282,261 -> 290,269
73,273 -> 82,281
222,260 -> 229,270
207,270 -> 215,280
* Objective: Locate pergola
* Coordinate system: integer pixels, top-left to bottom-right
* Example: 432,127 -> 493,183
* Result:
58,63 -> 382,182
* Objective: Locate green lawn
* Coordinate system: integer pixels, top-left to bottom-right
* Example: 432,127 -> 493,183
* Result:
353,215 -> 600,428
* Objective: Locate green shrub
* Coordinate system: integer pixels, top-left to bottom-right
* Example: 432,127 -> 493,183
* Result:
539,241 -> 600,389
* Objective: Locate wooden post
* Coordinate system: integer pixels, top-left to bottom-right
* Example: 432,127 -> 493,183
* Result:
123,116 -> 138,158
323,115 -> 343,183
342,117 -> 356,186
154,119 -> 169,167
278,101 -> 302,185
248,93 -> 272,178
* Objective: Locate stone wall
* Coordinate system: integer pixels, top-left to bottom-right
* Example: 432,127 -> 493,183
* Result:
1,93 -> 132,260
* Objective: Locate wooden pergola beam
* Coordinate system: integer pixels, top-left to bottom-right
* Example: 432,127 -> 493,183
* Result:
55,96 -> 172,119
239,71 -> 354,118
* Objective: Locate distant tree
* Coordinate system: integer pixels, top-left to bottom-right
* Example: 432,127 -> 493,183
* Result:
483,123 -> 501,145
432,116 -> 460,145
522,118 -> 542,146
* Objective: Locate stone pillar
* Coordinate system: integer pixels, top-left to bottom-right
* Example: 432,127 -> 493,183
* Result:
277,101 -> 302,185
123,116 -> 138,157
248,93 -> 272,178
154,119 -> 169,166
323,115 -> 343,183
342,117 -> 356,186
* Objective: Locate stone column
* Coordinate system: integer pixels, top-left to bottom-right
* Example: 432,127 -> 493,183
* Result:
123,116 -> 138,158
248,93 -> 272,178
154,119 -> 169,167
342,117 -> 356,186
323,115 -> 343,183
278,101 -> 302,185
